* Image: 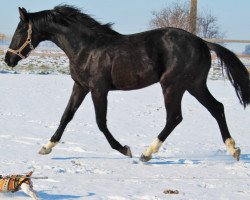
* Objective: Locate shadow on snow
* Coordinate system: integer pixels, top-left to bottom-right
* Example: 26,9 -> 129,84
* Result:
52,156 -> 127,161
144,154 -> 250,165
38,191 -> 95,200
51,153 -> 250,165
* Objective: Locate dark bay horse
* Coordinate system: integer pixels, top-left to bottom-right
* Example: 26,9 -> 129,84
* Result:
5,6 -> 250,162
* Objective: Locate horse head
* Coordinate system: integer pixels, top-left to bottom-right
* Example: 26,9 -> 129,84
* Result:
5,7 -> 39,67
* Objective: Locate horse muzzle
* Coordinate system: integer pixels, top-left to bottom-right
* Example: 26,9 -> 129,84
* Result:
4,52 -> 20,67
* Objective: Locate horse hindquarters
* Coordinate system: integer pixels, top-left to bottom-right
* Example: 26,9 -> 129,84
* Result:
140,35 -> 243,162
140,36 -> 210,162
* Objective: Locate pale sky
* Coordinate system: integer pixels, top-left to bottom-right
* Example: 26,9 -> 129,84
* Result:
1,0 -> 249,53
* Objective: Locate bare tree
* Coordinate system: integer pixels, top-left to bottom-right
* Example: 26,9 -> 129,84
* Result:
149,1 -> 224,39
149,2 -> 190,31
197,11 -> 224,38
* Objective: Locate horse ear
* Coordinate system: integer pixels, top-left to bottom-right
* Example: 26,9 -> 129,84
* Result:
18,7 -> 29,22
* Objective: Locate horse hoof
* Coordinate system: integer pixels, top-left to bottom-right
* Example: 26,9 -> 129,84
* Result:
39,147 -> 52,155
139,154 -> 152,162
233,148 -> 241,161
123,145 -> 132,158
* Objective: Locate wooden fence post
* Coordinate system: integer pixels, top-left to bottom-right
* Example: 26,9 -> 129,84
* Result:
190,0 -> 197,34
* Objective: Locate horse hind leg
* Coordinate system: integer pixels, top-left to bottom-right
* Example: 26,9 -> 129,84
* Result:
140,85 -> 184,162
188,84 -> 240,161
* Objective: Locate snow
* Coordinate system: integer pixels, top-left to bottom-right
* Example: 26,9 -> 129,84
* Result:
0,74 -> 249,200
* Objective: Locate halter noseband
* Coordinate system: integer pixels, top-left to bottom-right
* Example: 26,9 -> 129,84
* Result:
7,23 -> 34,59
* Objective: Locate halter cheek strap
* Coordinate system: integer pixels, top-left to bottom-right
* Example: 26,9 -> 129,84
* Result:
7,23 -> 34,59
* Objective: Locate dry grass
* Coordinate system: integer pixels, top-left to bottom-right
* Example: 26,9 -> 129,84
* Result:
0,49 -> 249,73
0,50 -> 66,57
30,52 -> 66,57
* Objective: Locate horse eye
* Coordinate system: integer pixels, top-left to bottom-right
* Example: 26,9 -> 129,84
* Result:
15,29 -> 22,34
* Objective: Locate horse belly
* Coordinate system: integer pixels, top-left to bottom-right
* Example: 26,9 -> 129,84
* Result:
111,64 -> 159,90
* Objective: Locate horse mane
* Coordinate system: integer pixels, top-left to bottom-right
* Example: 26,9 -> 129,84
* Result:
29,5 -> 120,36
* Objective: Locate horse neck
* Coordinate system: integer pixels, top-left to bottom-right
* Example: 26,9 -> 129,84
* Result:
39,22 -> 90,60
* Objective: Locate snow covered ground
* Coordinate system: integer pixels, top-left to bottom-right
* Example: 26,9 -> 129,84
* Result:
0,74 -> 249,200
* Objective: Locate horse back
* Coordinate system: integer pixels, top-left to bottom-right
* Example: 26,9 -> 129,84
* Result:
109,28 -> 210,90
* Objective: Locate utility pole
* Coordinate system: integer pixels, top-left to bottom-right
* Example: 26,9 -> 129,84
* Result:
190,0 -> 197,34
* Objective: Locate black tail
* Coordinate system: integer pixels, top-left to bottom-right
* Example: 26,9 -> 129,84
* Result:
206,41 -> 250,108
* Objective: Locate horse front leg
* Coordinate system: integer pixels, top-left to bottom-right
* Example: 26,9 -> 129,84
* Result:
91,90 -> 132,158
39,83 -> 89,155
